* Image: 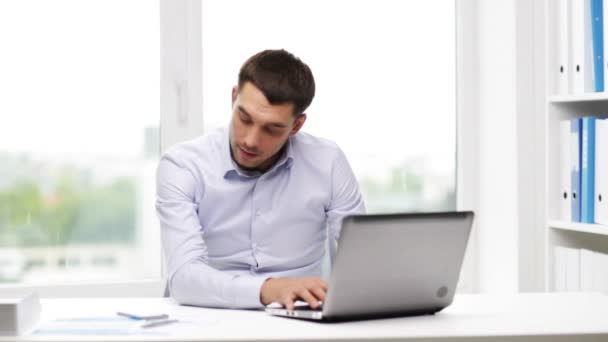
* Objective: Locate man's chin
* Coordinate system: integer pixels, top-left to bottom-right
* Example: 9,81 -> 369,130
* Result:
235,158 -> 260,171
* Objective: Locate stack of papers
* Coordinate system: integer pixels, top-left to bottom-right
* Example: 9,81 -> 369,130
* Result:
0,292 -> 41,336
35,317 -> 142,336
34,315 -> 218,336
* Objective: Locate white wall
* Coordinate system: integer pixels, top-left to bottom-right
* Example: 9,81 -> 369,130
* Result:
476,0 -> 520,293
468,0 -> 543,293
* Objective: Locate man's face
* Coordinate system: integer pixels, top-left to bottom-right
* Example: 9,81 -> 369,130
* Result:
229,82 -> 306,172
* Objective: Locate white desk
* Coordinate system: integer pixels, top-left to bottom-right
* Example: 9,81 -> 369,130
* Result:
3,293 -> 608,341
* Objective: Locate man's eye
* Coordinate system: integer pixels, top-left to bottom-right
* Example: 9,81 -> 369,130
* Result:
239,114 -> 251,124
265,128 -> 277,135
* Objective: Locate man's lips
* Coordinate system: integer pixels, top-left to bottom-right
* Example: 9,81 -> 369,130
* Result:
239,147 -> 258,159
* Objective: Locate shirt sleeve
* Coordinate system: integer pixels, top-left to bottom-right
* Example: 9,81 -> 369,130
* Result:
156,155 -> 268,309
326,149 -> 366,255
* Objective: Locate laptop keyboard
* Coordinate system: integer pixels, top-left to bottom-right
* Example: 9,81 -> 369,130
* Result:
292,303 -> 323,311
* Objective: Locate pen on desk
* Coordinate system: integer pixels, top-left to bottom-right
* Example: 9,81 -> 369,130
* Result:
140,319 -> 179,329
117,312 -> 169,320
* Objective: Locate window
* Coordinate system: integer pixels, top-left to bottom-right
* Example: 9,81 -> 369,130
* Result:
0,1 -> 161,285
201,0 -> 456,213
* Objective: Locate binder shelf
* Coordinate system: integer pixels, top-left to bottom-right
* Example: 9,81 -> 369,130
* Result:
545,0 -> 608,294
549,221 -> 608,236
549,93 -> 608,103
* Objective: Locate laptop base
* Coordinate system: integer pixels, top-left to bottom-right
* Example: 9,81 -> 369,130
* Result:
265,306 -> 442,323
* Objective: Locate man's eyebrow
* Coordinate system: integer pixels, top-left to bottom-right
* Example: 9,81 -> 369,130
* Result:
237,105 -> 288,128
268,122 -> 288,129
237,106 -> 251,117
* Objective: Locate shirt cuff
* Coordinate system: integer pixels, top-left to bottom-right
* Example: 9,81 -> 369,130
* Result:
230,274 -> 270,309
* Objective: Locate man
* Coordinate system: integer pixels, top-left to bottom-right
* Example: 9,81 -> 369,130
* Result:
156,49 -> 365,310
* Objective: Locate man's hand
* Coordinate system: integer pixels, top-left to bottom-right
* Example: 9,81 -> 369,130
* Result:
260,277 -> 328,310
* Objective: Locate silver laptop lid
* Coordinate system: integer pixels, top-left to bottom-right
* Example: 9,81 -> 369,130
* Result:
322,211 -> 474,319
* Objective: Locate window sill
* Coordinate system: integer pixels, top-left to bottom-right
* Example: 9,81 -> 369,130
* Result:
0,278 -> 166,298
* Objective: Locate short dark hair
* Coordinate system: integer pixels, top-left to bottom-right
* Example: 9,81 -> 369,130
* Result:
238,49 -> 315,116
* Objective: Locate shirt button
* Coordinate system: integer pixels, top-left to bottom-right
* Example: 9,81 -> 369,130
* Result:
255,211 -> 261,217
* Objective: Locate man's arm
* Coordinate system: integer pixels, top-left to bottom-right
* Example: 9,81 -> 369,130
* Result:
156,156 -> 268,309
259,148 -> 365,310
326,148 -> 366,249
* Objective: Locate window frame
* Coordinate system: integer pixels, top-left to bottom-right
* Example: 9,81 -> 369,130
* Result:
0,0 -> 480,297
456,0 -> 480,293
0,0 -> 201,297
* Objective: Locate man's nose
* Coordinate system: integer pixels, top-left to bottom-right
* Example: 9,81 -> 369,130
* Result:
243,127 -> 261,150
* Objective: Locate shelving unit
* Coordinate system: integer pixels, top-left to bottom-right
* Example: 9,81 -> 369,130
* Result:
548,93 -> 608,103
549,221 -> 608,236
544,1 -> 608,291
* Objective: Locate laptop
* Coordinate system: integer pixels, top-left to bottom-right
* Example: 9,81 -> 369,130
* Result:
265,211 -> 474,322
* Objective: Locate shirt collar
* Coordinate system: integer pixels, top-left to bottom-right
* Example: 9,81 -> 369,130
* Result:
221,128 -> 294,179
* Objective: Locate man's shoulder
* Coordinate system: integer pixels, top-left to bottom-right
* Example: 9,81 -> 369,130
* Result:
292,131 -> 341,153
160,127 -> 226,168
291,131 -> 347,169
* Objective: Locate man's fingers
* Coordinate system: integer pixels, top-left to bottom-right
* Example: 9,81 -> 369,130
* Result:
317,279 -> 328,292
270,278 -> 329,310
282,293 -> 297,310
307,278 -> 328,292
310,286 -> 327,302
296,288 -> 321,309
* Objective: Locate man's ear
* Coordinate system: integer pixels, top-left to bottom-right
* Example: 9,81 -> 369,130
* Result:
290,114 -> 307,136
231,86 -> 238,106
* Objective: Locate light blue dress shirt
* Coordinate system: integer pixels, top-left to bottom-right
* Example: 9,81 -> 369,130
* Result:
156,127 -> 365,309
